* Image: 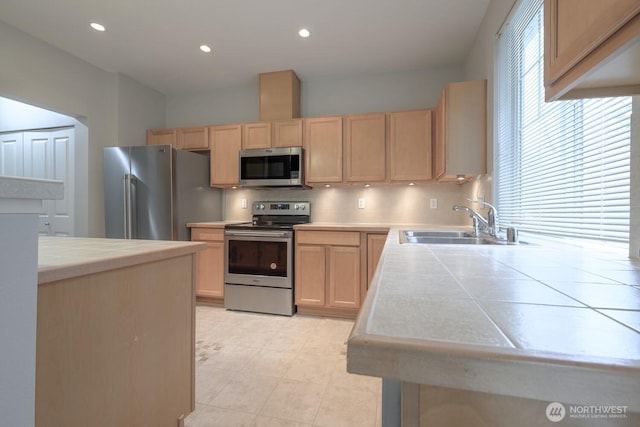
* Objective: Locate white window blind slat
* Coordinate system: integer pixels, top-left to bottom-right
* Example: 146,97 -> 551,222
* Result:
495,0 -> 632,244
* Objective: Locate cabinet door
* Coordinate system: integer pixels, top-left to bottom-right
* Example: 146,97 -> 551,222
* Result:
147,129 -> 176,146
544,0 -> 640,85
177,126 -> 209,150
192,228 -> 224,298
367,234 -> 387,290
435,80 -> 486,182
303,116 -> 343,184
328,246 -> 360,309
388,109 -> 433,182
295,245 -> 326,306
273,119 -> 303,148
195,241 -> 224,298
344,113 -> 386,183
209,124 -> 242,187
242,122 -> 272,149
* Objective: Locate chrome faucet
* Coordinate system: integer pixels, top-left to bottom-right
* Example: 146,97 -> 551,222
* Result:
452,205 -> 489,237
452,199 -> 499,238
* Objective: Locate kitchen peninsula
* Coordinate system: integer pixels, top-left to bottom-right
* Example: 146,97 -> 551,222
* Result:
347,229 -> 640,426
36,236 -> 206,427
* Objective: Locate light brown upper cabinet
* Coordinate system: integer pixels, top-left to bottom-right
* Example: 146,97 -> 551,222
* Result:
544,0 -> 640,101
242,119 -> 303,149
146,129 -> 176,146
344,113 -> 386,183
147,127 -> 208,151
177,126 -> 209,150
303,116 -> 343,185
435,80 -> 487,183
209,124 -> 242,187
259,70 -> 301,120
388,109 -> 433,183
273,119 -> 303,148
242,122 -> 272,149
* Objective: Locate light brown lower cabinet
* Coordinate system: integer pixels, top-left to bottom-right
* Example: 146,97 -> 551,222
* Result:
191,227 -> 224,303
36,255 -> 195,427
295,230 -> 361,317
366,233 -> 387,292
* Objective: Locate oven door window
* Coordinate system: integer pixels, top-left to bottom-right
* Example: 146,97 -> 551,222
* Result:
228,239 -> 288,277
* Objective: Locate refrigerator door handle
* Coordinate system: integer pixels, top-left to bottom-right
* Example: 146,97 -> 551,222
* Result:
123,174 -> 138,239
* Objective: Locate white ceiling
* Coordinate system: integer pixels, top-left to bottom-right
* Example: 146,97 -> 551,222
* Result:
0,0 -> 491,96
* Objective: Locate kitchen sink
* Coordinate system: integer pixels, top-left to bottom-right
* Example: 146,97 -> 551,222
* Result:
403,230 -> 473,238
399,230 -> 530,245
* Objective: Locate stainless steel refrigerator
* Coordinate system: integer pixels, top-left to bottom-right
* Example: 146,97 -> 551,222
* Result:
104,145 -> 222,241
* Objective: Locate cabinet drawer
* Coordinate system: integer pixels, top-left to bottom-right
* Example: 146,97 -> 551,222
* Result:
296,231 -> 360,246
191,228 -> 224,242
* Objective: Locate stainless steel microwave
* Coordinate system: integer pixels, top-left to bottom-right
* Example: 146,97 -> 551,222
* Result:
239,147 -> 305,187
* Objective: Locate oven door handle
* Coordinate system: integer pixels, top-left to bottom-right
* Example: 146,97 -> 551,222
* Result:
225,230 -> 290,238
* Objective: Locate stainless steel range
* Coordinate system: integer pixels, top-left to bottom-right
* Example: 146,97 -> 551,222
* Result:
224,201 -> 310,316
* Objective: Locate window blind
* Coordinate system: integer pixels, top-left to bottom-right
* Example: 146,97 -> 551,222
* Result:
495,0 -> 632,243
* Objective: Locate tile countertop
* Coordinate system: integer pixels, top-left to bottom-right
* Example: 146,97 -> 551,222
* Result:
0,176 -> 64,213
347,228 -> 640,411
38,236 -> 207,284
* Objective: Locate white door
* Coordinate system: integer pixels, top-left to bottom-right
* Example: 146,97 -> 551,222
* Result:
0,132 -> 24,177
20,128 -> 75,236
48,129 -> 75,236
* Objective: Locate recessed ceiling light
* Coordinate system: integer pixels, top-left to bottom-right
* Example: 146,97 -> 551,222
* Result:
200,45 -> 212,53
90,22 -> 106,32
298,28 -> 310,38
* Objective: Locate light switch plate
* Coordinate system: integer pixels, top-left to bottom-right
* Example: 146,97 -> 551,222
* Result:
241,198 -> 247,209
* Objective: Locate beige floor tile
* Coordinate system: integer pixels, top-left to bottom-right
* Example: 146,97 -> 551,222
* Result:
314,383 -> 379,427
195,364 -> 237,405
259,378 -> 326,423
284,350 -> 342,385
208,371 -> 280,414
249,415 -> 313,427
244,348 -> 298,378
185,403 -> 256,427
198,343 -> 260,371
192,306 -> 380,427
263,330 -> 310,352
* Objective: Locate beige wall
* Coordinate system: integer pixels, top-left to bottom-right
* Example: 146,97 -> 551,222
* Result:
166,66 -> 464,127
166,64 -> 471,227
0,21 -> 166,237
225,184 -> 473,226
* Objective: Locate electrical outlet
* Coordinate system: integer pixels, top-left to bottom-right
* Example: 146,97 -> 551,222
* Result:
358,198 -> 365,209
241,198 -> 247,209
430,198 -> 438,209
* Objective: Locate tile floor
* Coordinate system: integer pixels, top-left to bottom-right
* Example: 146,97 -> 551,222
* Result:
186,305 -> 382,427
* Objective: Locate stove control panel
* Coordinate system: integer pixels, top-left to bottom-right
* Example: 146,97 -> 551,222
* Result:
252,201 -> 310,216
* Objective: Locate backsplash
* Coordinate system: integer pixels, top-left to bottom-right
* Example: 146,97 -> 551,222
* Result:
224,183 -> 480,225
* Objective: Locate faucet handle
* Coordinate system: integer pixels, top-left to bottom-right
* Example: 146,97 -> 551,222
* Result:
466,198 -> 497,213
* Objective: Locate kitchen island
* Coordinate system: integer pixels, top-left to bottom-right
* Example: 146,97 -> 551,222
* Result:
36,236 -> 206,427
347,228 -> 640,426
